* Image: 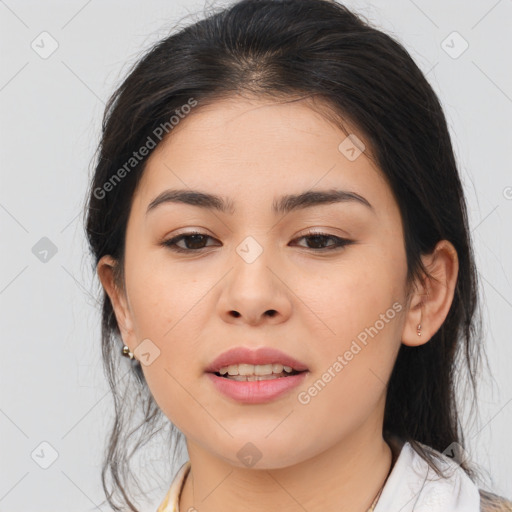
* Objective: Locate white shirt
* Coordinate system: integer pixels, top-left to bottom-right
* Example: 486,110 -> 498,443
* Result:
374,441 -> 480,511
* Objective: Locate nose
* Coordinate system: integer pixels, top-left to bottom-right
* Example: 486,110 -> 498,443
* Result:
216,244 -> 293,326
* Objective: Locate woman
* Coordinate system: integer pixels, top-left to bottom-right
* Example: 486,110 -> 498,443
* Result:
84,0 -> 512,510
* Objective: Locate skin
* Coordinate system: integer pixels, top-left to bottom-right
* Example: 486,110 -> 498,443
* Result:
98,95 -> 459,512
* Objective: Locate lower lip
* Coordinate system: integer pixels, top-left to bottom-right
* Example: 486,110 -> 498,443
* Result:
205,371 -> 308,404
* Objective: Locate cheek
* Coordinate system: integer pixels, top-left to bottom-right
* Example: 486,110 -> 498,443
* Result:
303,246 -> 406,401
294,289 -> 402,442
307,248 -> 404,347
123,254 -> 216,429
125,244 -> 206,338
127,273 -> 208,375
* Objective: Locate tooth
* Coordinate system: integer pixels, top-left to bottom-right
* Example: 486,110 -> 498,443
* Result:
272,363 -> 284,373
254,364 -> 273,375
283,366 -> 293,373
227,364 -> 239,376
227,375 -> 280,381
238,364 -> 255,376
227,375 -> 246,381
250,375 -> 279,381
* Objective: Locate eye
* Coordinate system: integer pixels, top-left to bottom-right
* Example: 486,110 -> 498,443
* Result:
162,231 -> 219,253
291,231 -> 354,251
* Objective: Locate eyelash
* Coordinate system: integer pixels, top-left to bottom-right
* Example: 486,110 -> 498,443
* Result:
162,230 -> 354,253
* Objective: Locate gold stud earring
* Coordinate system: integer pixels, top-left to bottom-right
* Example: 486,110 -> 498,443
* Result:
417,308 -> 423,337
122,345 -> 134,359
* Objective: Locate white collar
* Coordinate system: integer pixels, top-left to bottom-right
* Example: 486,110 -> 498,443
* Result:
374,441 -> 481,511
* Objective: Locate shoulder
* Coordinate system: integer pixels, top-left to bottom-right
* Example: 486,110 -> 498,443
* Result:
480,489 -> 512,512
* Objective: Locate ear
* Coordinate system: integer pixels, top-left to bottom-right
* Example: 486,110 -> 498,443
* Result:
401,240 -> 459,347
96,255 -> 137,352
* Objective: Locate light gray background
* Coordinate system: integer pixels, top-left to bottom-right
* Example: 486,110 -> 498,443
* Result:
1,0 -> 511,510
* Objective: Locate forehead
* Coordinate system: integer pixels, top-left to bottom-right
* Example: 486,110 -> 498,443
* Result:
132,95 -> 393,216
154,95 -> 366,156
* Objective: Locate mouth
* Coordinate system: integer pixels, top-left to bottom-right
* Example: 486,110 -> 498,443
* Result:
204,345 -> 310,403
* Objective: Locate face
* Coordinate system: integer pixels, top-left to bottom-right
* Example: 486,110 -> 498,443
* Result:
101,95 -> 415,469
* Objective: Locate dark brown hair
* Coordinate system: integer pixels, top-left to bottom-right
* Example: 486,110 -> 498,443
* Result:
84,1 -> 485,510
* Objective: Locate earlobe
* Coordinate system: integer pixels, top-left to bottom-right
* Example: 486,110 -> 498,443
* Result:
96,255 -> 135,347
401,240 -> 459,348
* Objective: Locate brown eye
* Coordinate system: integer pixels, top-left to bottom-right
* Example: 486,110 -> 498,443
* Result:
291,232 -> 354,251
162,232 -> 219,253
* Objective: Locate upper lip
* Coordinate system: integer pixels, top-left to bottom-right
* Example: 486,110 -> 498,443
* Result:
205,346 -> 309,373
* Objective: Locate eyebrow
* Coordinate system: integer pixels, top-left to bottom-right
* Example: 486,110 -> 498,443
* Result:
146,188 -> 374,216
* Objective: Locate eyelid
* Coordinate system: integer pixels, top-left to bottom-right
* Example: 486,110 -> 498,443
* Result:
296,227 -> 350,238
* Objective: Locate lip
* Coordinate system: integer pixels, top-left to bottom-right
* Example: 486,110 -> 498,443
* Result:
206,371 -> 308,404
204,346 -> 309,373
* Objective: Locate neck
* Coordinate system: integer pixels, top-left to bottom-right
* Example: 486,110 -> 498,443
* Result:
179,427 -> 395,512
